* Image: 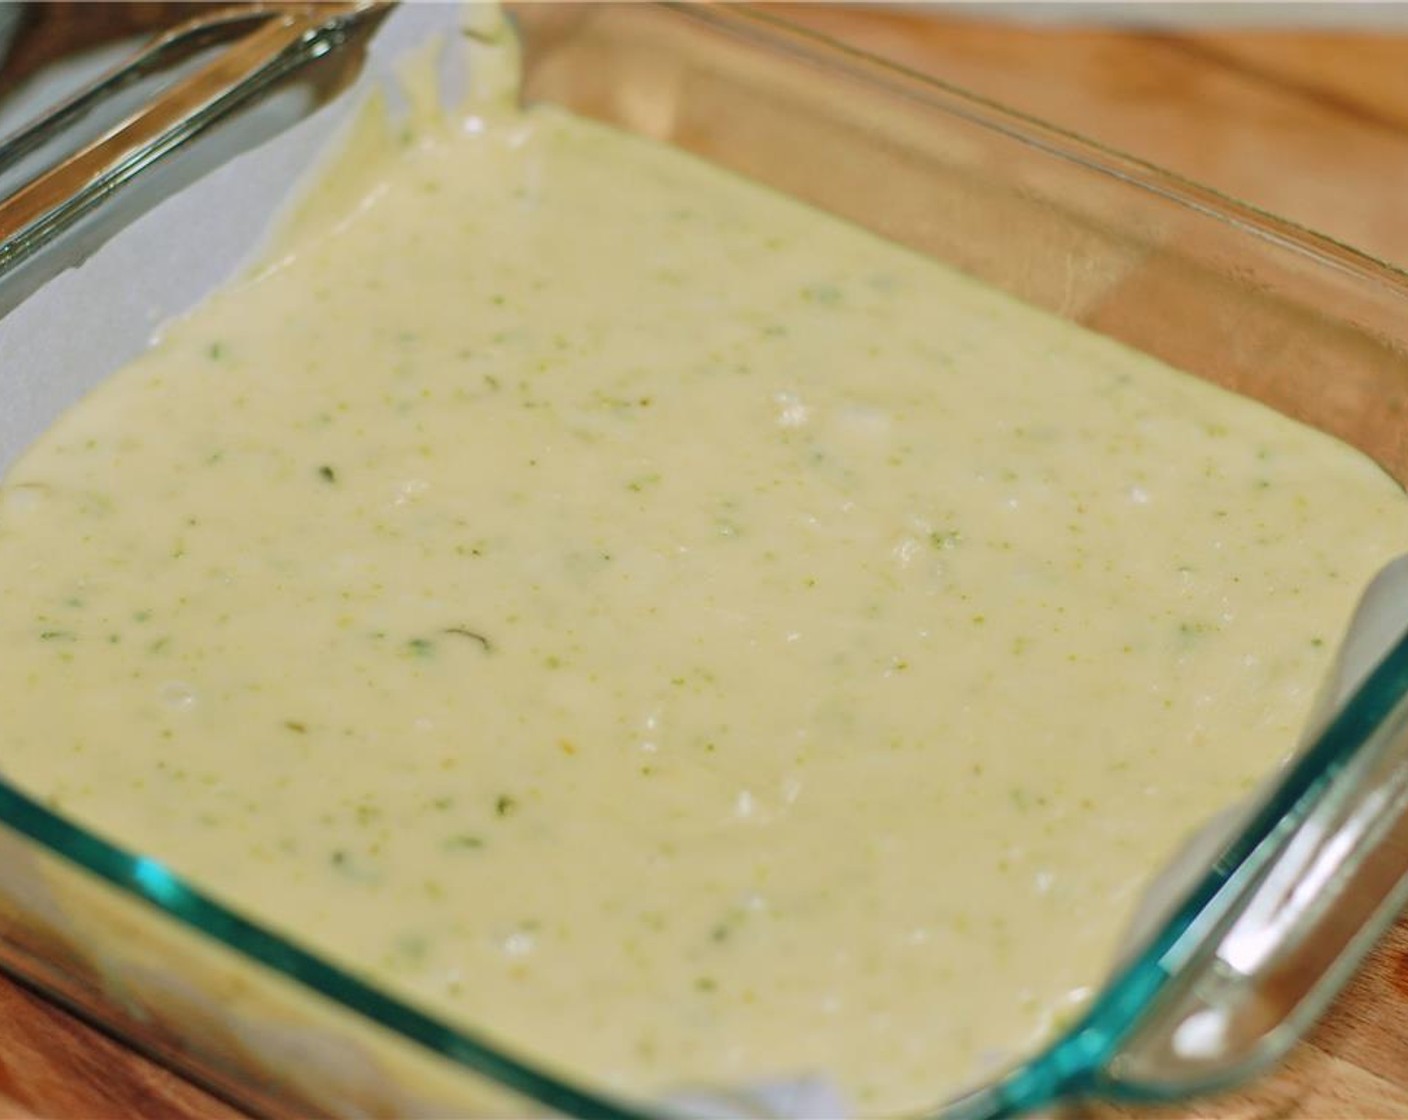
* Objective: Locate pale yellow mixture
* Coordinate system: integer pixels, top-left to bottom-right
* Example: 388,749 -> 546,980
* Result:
1,100 -> 1405,1113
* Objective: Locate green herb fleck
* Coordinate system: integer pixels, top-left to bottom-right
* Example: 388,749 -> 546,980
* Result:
329,849 -> 380,883
318,465 -> 338,484
354,803 -> 381,827
802,282 -> 843,305
442,626 -> 492,652
626,473 -> 661,493
445,834 -> 486,852
495,794 -> 518,818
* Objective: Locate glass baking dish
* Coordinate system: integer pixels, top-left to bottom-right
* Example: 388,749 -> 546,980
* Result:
2,3 -> 1408,1117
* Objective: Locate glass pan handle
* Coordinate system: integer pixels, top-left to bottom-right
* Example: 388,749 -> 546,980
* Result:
0,2 -> 392,274
1102,558 -> 1408,1098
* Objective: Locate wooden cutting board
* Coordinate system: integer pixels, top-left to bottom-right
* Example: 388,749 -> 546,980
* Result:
3,5 -> 1408,1118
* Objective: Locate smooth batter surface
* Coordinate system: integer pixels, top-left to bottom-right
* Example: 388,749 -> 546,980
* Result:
1,100 -> 1406,1112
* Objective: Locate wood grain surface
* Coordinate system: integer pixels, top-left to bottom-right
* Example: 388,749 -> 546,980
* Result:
3,5 -> 1408,1118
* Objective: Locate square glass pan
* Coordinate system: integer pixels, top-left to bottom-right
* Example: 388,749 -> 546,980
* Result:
3,3 -> 1408,1118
